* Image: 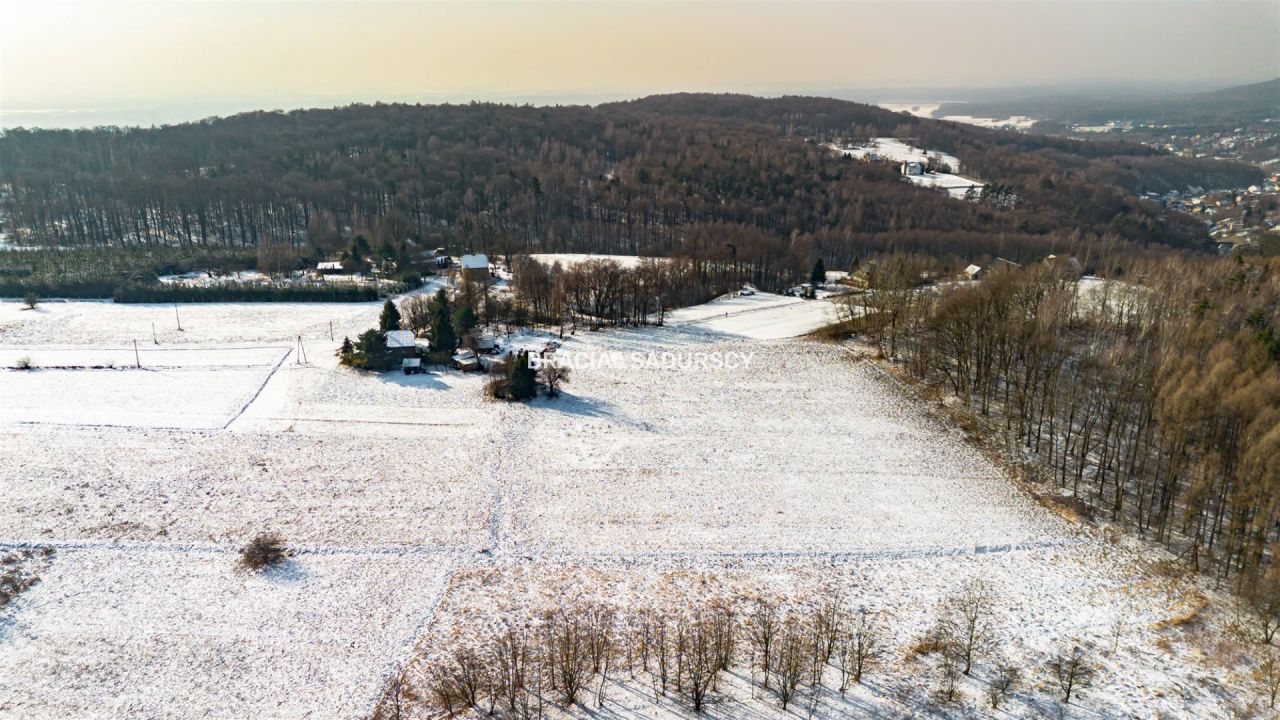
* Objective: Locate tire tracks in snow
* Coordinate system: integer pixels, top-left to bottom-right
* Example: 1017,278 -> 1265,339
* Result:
222,346 -> 293,429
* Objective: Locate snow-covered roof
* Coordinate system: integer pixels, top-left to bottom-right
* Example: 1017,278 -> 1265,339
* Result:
964,264 -> 982,276
461,254 -> 489,270
384,330 -> 415,348
316,261 -> 343,271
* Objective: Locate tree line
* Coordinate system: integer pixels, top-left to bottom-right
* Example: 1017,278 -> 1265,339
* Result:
379,578 -> 1105,719
855,253 -> 1280,591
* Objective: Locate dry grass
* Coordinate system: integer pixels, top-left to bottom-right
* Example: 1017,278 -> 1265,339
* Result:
0,547 -> 54,608
906,633 -> 948,660
238,532 -> 289,571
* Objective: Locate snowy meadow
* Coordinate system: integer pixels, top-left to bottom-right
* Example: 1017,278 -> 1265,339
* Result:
0,295 -> 1267,719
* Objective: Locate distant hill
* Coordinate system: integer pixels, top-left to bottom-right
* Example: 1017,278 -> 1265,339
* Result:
0,93 -> 1262,273
936,78 -> 1279,128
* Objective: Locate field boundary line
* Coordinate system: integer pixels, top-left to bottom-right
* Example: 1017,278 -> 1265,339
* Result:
222,346 -> 293,429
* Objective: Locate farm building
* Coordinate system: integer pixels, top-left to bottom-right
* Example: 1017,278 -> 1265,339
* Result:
460,254 -> 490,282
384,330 -> 418,358
315,261 -> 344,275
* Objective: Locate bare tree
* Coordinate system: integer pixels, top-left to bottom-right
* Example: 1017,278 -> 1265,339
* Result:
676,609 -> 726,713
494,626 -> 533,714
537,361 -> 571,398
1046,643 -> 1095,704
836,609 -> 880,693
772,626 -> 808,710
986,663 -> 1019,710
544,609 -> 592,705
1245,565 -> 1280,645
1259,647 -> 1280,709
939,578 -> 997,675
749,599 -> 780,689
400,294 -> 434,337
936,650 -> 962,704
814,589 -> 843,666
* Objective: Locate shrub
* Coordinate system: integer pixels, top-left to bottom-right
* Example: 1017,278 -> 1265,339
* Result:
239,532 -> 289,571
0,548 -> 51,608
22,292 -> 38,309
14,356 -> 34,371
484,374 -> 510,400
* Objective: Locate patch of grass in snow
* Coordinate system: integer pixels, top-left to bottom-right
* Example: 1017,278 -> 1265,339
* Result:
0,547 -> 54,609
238,532 -> 290,571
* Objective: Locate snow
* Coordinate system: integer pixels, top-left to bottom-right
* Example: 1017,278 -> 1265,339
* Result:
832,137 -> 961,170
873,101 -> 1038,130
0,297 -> 1264,719
829,138 -> 984,199
527,253 -> 667,269
664,291 -> 839,339
0,550 -> 455,719
940,114 -> 1037,130
158,270 -> 270,285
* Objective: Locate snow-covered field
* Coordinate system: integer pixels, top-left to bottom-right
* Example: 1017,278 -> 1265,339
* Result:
527,253 -> 668,269
874,101 -> 1038,130
664,291 -> 838,339
0,295 -> 1264,719
830,138 -> 984,199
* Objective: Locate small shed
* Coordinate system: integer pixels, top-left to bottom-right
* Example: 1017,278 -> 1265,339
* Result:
385,330 -> 418,358
452,350 -> 481,372
316,261 -> 344,275
963,264 -> 983,281
461,254 -> 490,282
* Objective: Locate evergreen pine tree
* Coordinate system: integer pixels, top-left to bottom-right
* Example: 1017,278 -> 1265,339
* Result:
337,336 -> 354,365
507,350 -> 538,400
811,258 -> 826,287
379,299 -> 402,332
353,329 -> 393,371
429,288 -> 457,353
452,304 -> 478,338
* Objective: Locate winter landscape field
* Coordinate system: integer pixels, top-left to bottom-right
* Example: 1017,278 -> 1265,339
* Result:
0,291 -> 1264,720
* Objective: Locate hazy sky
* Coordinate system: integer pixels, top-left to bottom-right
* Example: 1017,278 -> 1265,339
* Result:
1,1 -> 1277,121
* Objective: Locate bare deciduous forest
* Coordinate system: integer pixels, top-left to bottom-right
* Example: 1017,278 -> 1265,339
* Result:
854,254 -> 1280,595
0,95 -> 1259,279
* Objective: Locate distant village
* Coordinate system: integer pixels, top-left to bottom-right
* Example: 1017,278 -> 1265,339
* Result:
1145,172 -> 1280,253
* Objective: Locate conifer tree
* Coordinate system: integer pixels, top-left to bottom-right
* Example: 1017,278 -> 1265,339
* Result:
353,329 -> 393,370
337,336 -> 354,365
811,258 -> 826,287
379,299 -> 401,332
507,350 -> 538,400
453,304 -> 478,339
429,288 -> 457,353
